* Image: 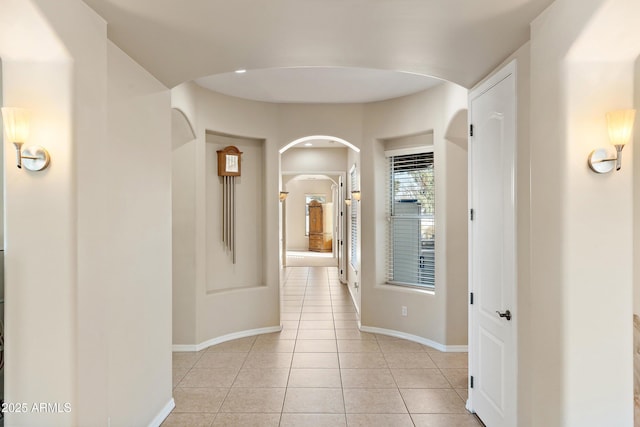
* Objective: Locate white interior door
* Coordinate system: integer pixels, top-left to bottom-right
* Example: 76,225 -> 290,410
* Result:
468,60 -> 517,427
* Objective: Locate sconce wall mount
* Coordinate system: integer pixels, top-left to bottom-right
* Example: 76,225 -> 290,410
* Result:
588,109 -> 636,174
1,107 -> 51,171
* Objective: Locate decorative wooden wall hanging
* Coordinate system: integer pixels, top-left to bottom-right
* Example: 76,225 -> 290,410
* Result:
217,146 -> 243,263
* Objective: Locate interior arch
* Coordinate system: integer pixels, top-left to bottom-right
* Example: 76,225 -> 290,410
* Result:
280,135 -> 360,153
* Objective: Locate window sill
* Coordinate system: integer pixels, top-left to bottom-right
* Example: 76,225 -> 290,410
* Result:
378,282 -> 435,296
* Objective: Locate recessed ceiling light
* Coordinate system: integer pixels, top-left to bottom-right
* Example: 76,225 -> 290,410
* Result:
304,143 -> 313,147
235,69 -> 247,74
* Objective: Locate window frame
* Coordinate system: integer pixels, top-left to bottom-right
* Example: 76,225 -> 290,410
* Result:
385,146 -> 435,290
349,165 -> 358,270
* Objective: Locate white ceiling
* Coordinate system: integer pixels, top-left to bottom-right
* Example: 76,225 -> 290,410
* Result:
196,67 -> 442,104
83,0 -> 555,102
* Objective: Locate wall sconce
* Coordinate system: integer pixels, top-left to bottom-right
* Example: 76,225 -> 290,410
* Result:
1,107 -> 51,171
588,109 -> 636,174
351,190 -> 361,202
344,198 -> 352,207
279,191 -> 289,202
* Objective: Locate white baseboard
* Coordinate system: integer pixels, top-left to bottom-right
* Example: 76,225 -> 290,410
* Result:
347,284 -> 360,315
359,325 -> 468,353
172,325 -> 283,352
147,398 -> 175,427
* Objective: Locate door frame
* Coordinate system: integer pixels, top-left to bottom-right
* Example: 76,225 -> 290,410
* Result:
467,59 -> 518,423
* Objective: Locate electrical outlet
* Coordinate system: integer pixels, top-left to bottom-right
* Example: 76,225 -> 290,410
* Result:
401,306 -> 408,316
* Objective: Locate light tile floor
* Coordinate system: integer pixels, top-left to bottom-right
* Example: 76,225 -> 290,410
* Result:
163,266 -> 483,427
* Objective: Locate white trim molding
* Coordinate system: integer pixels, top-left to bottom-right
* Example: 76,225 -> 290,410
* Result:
359,325 -> 468,353
279,135 -> 360,153
147,398 -> 175,427
172,326 -> 283,352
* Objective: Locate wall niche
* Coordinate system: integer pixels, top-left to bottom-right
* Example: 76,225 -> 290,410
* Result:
206,132 -> 266,292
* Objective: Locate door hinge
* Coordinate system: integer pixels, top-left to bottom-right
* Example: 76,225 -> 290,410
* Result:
470,209 -> 474,221
340,269 -> 343,275
469,124 -> 474,136
470,292 -> 474,305
470,376 -> 474,388
340,211 -> 343,217
340,240 -> 343,246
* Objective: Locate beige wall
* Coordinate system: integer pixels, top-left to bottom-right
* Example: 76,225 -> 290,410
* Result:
172,138 -> 197,345
278,104 -> 364,148
634,55 -> 640,318
0,1 -> 173,425
360,82 -> 469,348
106,41 -> 173,427
528,0 -> 640,425
281,147 -> 348,172
171,86 -> 200,346
2,14 -> 79,427
172,85 -> 282,346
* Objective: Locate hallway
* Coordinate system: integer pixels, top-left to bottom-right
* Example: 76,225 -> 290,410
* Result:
165,267 -> 480,426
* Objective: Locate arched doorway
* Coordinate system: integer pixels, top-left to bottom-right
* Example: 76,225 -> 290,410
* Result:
279,135 -> 360,283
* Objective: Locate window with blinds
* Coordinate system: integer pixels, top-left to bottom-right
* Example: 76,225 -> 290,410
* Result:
350,167 -> 358,268
387,151 -> 435,289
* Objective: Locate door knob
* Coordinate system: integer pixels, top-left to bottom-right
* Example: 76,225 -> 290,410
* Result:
496,310 -> 511,321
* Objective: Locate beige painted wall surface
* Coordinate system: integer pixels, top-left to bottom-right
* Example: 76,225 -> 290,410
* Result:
634,56 -> 640,317
1,1 -> 100,425
361,82 -> 468,347
1,2 -> 173,426
529,0 -> 639,425
106,41 -> 173,427
281,147 -> 348,172
172,137 -> 197,345
171,86 -> 281,344
278,104 -> 364,149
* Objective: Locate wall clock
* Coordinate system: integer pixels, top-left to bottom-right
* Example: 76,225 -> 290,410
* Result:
217,145 -> 242,177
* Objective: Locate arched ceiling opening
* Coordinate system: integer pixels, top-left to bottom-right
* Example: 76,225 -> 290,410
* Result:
83,0 -> 555,93
196,67 -> 443,104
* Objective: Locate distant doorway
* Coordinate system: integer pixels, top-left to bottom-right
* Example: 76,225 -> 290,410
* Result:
281,173 -> 339,268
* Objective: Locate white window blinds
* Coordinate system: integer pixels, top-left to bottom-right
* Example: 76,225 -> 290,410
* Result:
350,167 -> 358,268
387,151 -> 435,289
